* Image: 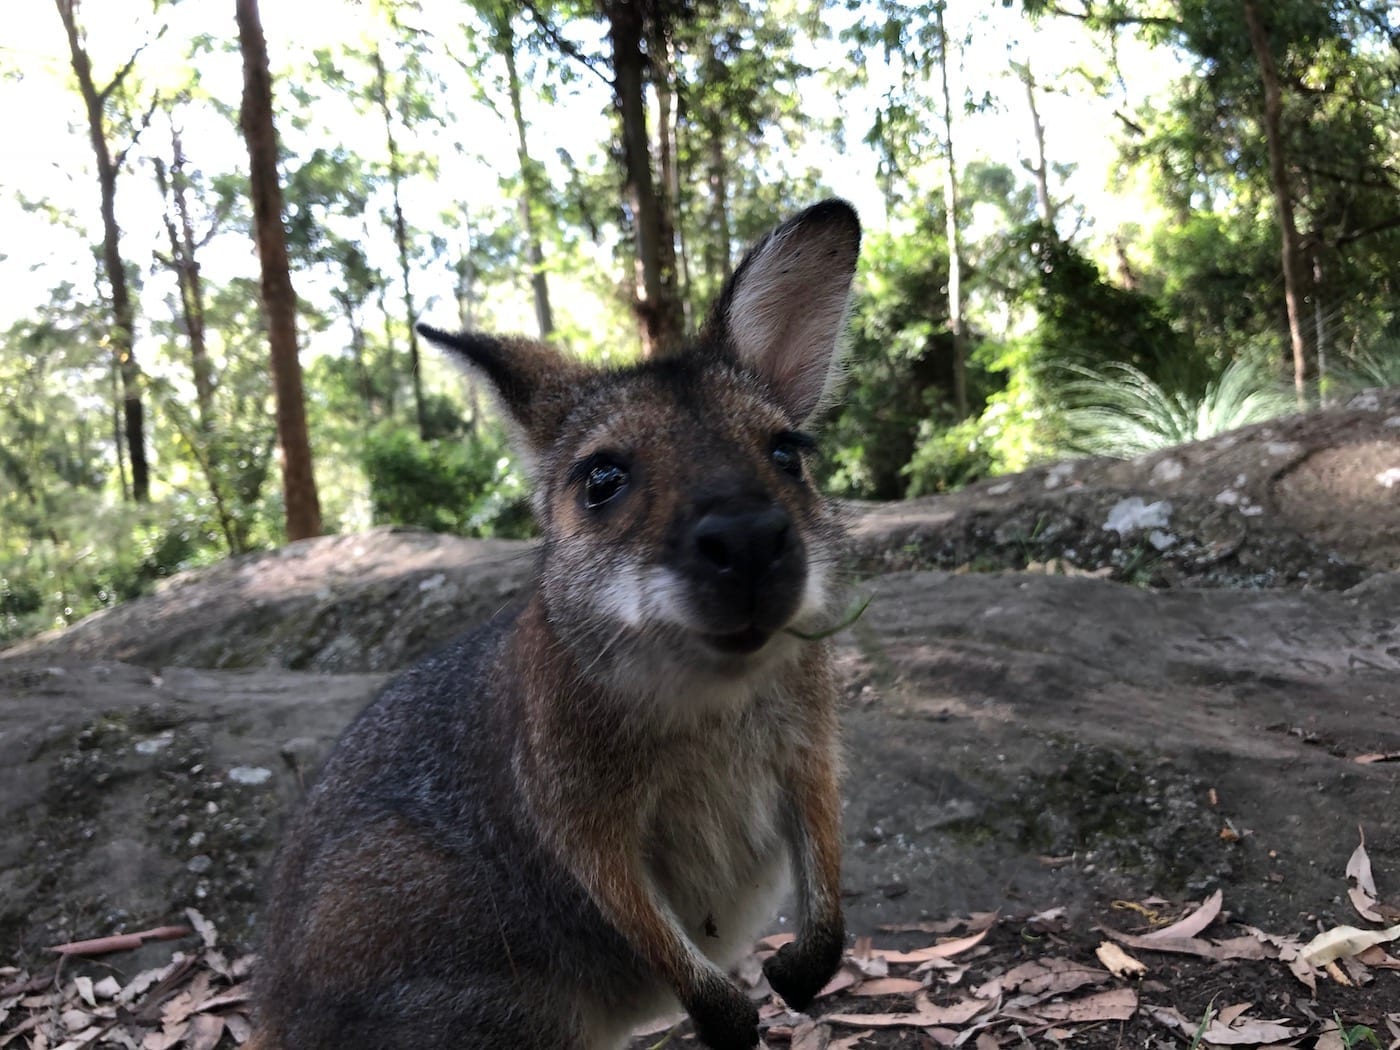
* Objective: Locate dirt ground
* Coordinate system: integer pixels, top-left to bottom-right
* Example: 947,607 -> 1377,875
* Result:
636,899 -> 1400,1049
3,389 -> 1399,1049
5,888 -> 1395,1048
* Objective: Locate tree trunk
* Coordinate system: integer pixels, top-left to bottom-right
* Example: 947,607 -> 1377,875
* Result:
706,127 -> 732,284
648,19 -> 684,334
332,289 -> 375,420
606,0 -> 683,358
700,40 -> 733,289
55,0 -> 149,502
153,126 -> 214,426
673,107 -> 694,329
1242,0 -> 1310,405
166,403 -> 245,555
454,233 -> 482,436
350,311 -> 372,418
236,0 -> 322,542
376,280 -> 398,417
110,357 -> 130,501
1018,60 -> 1057,229
373,47 -> 428,440
935,5 -> 968,420
498,18 -> 555,339
1312,251 -> 1328,406
455,227 -> 477,332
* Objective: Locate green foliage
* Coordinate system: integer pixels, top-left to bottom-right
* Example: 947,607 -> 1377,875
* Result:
1016,222 -> 1191,385
1186,998 -> 1218,1050
817,219 -> 961,500
904,337 -> 1057,495
901,415 -> 996,495
1141,211 -> 1279,368
1326,335 -> 1400,396
0,495 -> 225,643
824,201 -> 1175,497
360,422 -> 534,539
1058,359 -> 1296,458
1335,1015 -> 1382,1050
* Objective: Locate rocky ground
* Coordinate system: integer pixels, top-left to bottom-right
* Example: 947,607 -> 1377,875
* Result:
2,389 -> 1398,1049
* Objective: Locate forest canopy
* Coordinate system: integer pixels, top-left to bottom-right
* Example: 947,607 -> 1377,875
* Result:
1,0 -> 1398,641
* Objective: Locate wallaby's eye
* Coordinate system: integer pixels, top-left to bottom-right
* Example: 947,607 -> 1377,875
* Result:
771,444 -> 802,478
771,431 -> 815,480
580,458 -> 630,509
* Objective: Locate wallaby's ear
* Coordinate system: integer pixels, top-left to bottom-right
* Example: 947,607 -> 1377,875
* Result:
416,324 -> 585,460
707,199 -> 861,425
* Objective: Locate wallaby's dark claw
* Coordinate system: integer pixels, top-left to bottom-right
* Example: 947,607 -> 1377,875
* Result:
688,977 -> 761,1050
763,927 -> 845,1013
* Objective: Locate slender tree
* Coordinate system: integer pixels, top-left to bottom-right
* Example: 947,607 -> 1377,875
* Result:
235,0 -> 322,541
53,0 -> 150,502
450,2 -> 559,339
933,2 -> 968,420
700,37 -> 733,288
1013,59 -> 1058,230
152,115 -> 246,552
490,6 -> 555,337
673,4 -> 819,314
605,0 -> 683,358
1241,0 -> 1309,404
647,14 -> 684,332
152,118 -> 216,425
372,45 -> 429,439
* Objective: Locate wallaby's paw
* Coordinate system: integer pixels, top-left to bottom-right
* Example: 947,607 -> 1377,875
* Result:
762,928 -> 844,1013
687,977 -> 760,1050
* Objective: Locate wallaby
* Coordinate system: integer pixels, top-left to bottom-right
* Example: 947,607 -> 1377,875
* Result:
249,200 -> 861,1050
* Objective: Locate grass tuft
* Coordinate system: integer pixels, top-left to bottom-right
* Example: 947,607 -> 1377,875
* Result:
1058,360 -> 1295,458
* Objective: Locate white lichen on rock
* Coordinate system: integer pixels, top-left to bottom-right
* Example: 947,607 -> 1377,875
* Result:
1103,497 -> 1173,535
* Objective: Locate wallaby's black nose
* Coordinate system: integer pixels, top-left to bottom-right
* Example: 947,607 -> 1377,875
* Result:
690,505 -> 792,582
679,497 -> 807,640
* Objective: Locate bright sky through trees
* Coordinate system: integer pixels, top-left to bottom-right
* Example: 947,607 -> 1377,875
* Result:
0,1 -> 1176,334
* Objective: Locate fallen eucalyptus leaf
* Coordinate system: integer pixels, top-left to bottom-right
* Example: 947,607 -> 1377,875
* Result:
1299,924 -> 1400,966
1346,829 -> 1385,924
1095,941 -> 1148,977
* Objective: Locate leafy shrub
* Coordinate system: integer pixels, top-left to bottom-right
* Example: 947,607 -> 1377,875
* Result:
817,220 -> 1020,499
360,422 -> 534,539
0,495 -> 227,643
1016,222 -> 1195,387
901,330 -> 1068,495
838,221 -> 1211,497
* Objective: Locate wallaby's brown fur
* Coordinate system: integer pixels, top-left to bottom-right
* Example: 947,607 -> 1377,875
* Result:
251,201 -> 861,1050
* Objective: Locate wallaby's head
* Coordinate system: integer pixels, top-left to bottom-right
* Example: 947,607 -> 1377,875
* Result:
419,200 -> 860,709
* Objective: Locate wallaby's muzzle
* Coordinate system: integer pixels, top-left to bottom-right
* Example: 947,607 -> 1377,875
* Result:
678,494 -> 807,651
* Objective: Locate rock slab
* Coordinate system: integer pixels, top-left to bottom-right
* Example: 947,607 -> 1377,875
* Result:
3,570 -> 1396,959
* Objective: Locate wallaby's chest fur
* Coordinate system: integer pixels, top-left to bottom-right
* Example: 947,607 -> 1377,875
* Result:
252,200 -> 861,1050
506,596 -> 826,956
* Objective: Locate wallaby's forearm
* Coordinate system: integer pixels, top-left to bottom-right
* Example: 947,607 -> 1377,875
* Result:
764,691 -> 845,1011
793,738 -> 845,944
567,833 -> 750,1015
